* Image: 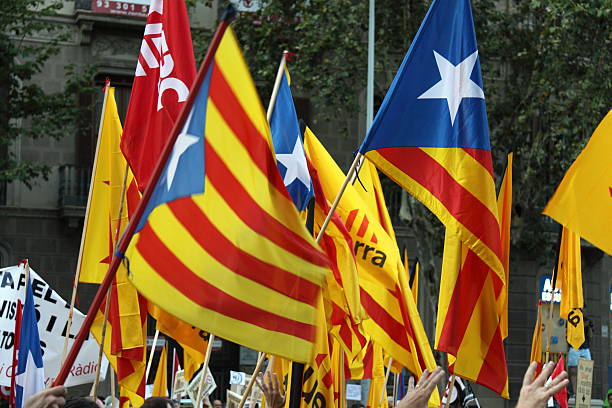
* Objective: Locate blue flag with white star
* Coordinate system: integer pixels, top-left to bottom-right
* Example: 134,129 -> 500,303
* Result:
359,0 -> 490,151
15,279 -> 45,408
270,70 -> 314,211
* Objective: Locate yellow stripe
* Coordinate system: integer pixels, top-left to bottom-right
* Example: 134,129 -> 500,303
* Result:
195,180 -> 327,286
205,100 -> 316,244
145,201 -> 320,324
126,243 -> 315,363
214,28 -> 273,152
420,147 -> 499,218
367,150 -> 505,284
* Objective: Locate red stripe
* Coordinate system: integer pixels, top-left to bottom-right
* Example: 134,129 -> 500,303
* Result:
462,148 -> 494,178
362,342 -> 374,379
371,233 -> 378,244
338,321 -> 353,351
376,147 -> 502,260
474,326 -> 507,395
136,222 -> 316,342
208,62 -> 289,199
437,249 -> 488,355
168,197 -> 320,306
391,285 -> 427,371
357,214 -> 369,238
345,209 -> 358,232
315,353 -> 326,366
205,141 -> 329,268
359,288 -> 411,350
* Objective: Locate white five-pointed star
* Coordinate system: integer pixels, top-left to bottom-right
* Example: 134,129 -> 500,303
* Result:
15,351 -> 45,400
166,125 -> 198,191
276,137 -> 311,188
418,50 -> 485,126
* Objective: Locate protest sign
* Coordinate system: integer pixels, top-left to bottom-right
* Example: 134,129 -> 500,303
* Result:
575,358 -> 594,408
186,366 -> 216,406
0,265 -> 108,387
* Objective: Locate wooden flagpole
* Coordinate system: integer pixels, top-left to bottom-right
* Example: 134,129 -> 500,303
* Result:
392,372 -> 399,408
91,289 -> 111,398
238,353 -> 267,408
195,334 -> 215,408
52,7 -> 237,387
379,357 -> 393,406
146,329 -> 161,381
266,51 -> 289,122
315,153 -> 363,244
444,374 -> 455,408
61,80 -> 111,365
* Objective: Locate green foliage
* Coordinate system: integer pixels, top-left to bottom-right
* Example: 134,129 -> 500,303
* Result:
0,0 -> 95,188
195,0 -> 610,258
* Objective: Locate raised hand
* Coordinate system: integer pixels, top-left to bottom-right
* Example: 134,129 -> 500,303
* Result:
397,367 -> 444,408
256,372 -> 286,408
516,361 -> 569,408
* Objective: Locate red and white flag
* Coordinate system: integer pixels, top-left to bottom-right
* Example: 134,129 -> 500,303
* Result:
121,0 -> 196,191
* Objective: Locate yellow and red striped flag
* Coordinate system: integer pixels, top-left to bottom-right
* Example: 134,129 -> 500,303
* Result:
304,128 -> 439,406
125,27 -> 329,363
435,153 -> 512,397
437,230 -> 508,397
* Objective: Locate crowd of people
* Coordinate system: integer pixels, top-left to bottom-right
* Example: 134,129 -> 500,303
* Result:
17,362 -> 567,408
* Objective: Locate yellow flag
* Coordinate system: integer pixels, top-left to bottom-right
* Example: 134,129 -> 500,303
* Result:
150,304 -> 206,381
543,110 -> 612,255
530,304 -> 543,369
497,153 -> 512,339
555,227 -> 585,350
152,345 -> 169,397
355,159 -> 396,241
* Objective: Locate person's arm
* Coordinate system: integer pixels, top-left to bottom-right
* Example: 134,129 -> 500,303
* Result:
516,362 -> 568,408
397,367 -> 444,408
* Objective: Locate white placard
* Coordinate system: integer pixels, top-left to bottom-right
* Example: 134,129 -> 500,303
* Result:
187,367 -> 217,406
346,384 -> 362,401
0,265 -> 108,387
229,370 -> 246,386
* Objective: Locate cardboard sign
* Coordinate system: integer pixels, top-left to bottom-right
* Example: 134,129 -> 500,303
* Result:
0,265 -> 108,387
187,367 -> 217,407
346,384 -> 362,401
575,358 -> 594,408
173,369 -> 187,399
229,370 -> 246,386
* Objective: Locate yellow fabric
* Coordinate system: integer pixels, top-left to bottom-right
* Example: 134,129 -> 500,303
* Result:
437,230 -> 509,398
87,88 -> 146,408
304,129 -> 439,406
543,110 -> 612,255
530,305 -> 542,366
126,28 -> 329,364
555,227 -> 585,349
355,159 -> 396,241
150,304 -> 206,381
366,345 -> 388,408
496,153 -> 512,340
152,346 -> 169,397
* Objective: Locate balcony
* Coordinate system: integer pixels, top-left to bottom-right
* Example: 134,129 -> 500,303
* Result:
58,164 -> 91,227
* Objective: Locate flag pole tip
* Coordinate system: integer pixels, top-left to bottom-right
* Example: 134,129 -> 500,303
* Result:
220,4 -> 237,23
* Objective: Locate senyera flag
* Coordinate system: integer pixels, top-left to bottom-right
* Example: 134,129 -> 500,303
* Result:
122,0 -> 196,192
124,24 -> 329,363
357,0 -> 507,397
53,7 -> 327,387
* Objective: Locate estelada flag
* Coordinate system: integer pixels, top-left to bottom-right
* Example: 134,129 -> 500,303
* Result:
125,27 -> 329,363
357,0 -> 505,287
544,110 -> 612,256
122,0 -> 196,192
304,129 -> 439,406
